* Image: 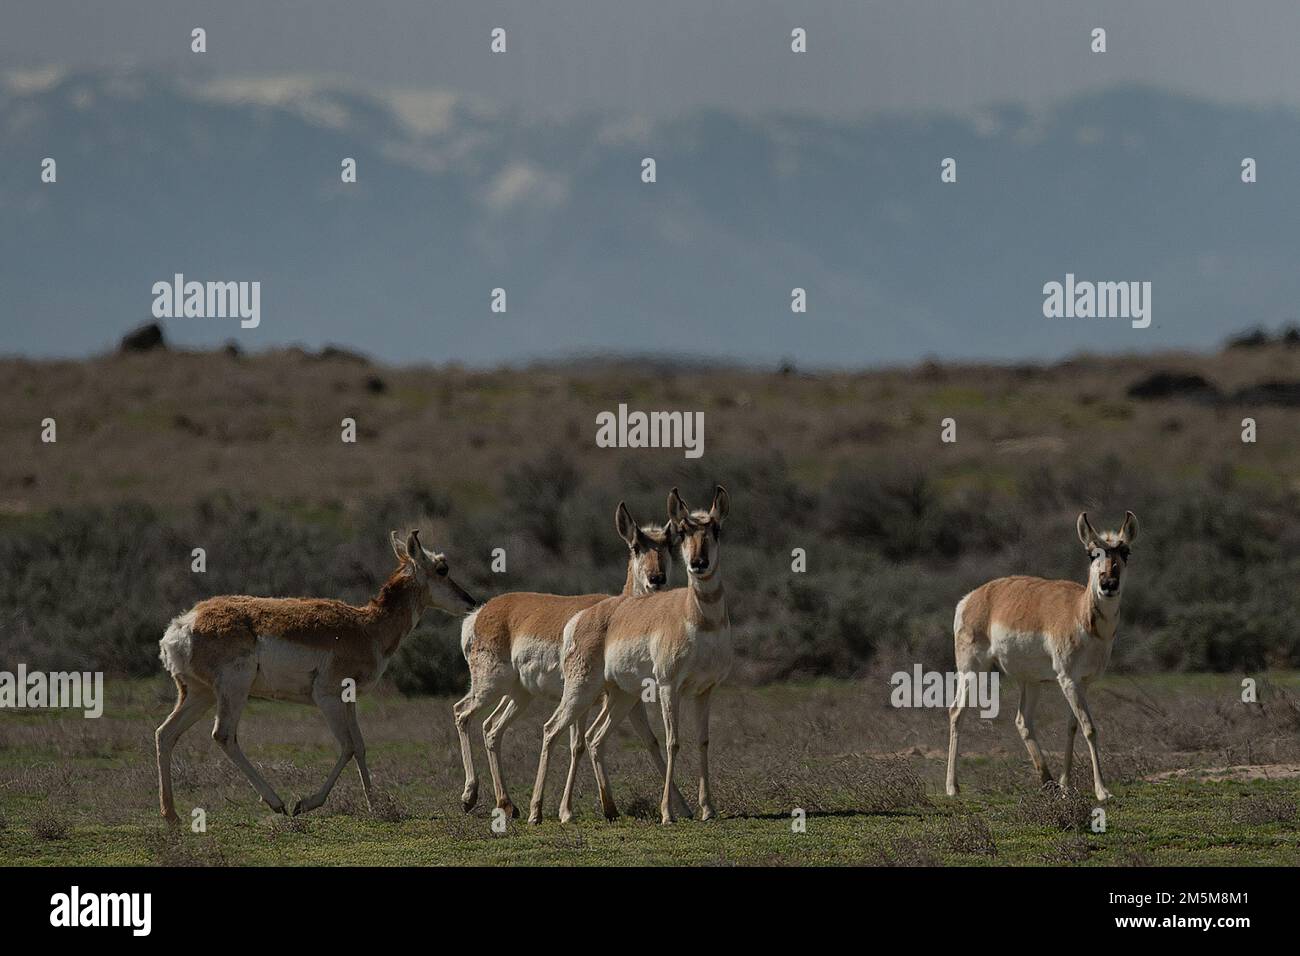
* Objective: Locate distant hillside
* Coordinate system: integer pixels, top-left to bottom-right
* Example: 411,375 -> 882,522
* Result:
0,340 -> 1296,684
4,70 -> 1300,365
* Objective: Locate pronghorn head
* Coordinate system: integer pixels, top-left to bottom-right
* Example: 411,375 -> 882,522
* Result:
615,501 -> 674,593
1076,511 -> 1139,599
389,529 -> 478,614
667,485 -> 730,578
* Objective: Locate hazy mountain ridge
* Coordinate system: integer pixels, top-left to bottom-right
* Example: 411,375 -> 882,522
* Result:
3,70 -> 1299,365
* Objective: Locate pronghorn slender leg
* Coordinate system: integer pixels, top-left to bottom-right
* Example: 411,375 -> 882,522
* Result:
478,695 -> 510,805
484,692 -> 531,818
693,687 -> 716,820
586,690 -> 640,821
1060,710 -> 1079,789
627,701 -> 692,818
1015,682 -> 1053,785
156,678 -> 215,823
657,682 -> 682,824
345,701 -> 373,811
1058,677 -> 1110,801
559,704 -> 595,824
453,687 -> 494,812
211,668 -> 286,814
529,685 -> 600,825
945,671 -> 972,797
293,690 -> 354,816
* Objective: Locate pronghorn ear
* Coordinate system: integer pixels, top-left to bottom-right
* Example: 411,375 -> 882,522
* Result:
667,487 -> 689,527
390,530 -> 409,561
406,530 -> 426,565
710,485 -> 730,524
615,502 -> 638,548
1076,512 -> 1100,550
1119,511 -> 1139,546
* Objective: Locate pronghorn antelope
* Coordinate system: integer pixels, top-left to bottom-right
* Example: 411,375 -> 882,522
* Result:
455,501 -> 690,821
156,530 -> 477,822
946,511 -> 1139,802
530,486 -> 731,825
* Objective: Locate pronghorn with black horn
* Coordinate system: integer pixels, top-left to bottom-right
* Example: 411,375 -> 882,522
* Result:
455,501 -> 690,821
156,530 -> 477,822
530,485 -> 731,825
946,511 -> 1139,801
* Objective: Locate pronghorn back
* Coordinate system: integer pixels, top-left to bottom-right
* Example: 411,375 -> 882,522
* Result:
958,575 -> 1089,644
462,591 -> 608,659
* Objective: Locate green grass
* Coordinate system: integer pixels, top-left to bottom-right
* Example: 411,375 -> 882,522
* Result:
2,675 -> 1297,866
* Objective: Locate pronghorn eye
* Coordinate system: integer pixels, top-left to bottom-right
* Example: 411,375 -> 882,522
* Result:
436,564 -> 448,576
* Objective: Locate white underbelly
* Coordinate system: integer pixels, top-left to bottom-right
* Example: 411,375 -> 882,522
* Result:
987,625 -> 1058,682
680,627 -> 733,692
606,637 -> 656,695
512,635 -> 564,699
249,637 -> 329,703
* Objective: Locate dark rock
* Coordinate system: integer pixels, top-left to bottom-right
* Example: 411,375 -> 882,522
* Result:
1233,381 -> 1300,407
318,345 -> 370,364
1226,327 -> 1272,349
119,322 -> 166,352
1126,371 -> 1221,402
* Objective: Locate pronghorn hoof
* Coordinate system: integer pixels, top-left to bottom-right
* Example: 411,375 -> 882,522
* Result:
162,811 -> 181,826
698,807 -> 715,822
291,800 -> 304,816
527,812 -> 543,826
558,812 -> 574,824
945,785 -> 959,797
1096,789 -> 1113,802
461,792 -> 477,813
498,802 -> 519,819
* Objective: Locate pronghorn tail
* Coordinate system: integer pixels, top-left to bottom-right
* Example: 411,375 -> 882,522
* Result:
560,610 -> 584,669
459,607 -> 481,660
159,609 -> 197,679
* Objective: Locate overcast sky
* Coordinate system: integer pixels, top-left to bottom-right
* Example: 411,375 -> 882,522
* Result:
4,0 -> 1299,116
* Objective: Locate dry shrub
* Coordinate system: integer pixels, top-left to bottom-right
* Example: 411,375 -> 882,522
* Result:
28,808 -> 71,841
1230,793 -> 1297,826
146,827 -> 230,867
874,834 -> 941,867
1012,786 -> 1095,831
941,813 -> 997,857
1039,834 -> 1094,864
267,815 -> 311,838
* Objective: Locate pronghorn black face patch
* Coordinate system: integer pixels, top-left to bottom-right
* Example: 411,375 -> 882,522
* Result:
678,514 -> 719,573
632,525 -> 673,590
1088,539 -> 1130,596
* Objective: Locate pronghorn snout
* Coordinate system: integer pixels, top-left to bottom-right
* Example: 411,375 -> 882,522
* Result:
648,571 -> 667,589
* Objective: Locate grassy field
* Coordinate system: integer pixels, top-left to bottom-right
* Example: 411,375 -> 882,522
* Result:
2,673 -> 1297,866
2,341 -> 1298,688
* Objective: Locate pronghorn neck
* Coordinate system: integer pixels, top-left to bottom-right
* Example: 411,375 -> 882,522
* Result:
1080,572 -> 1121,640
621,559 -> 640,596
686,566 -> 727,629
365,567 -> 424,656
